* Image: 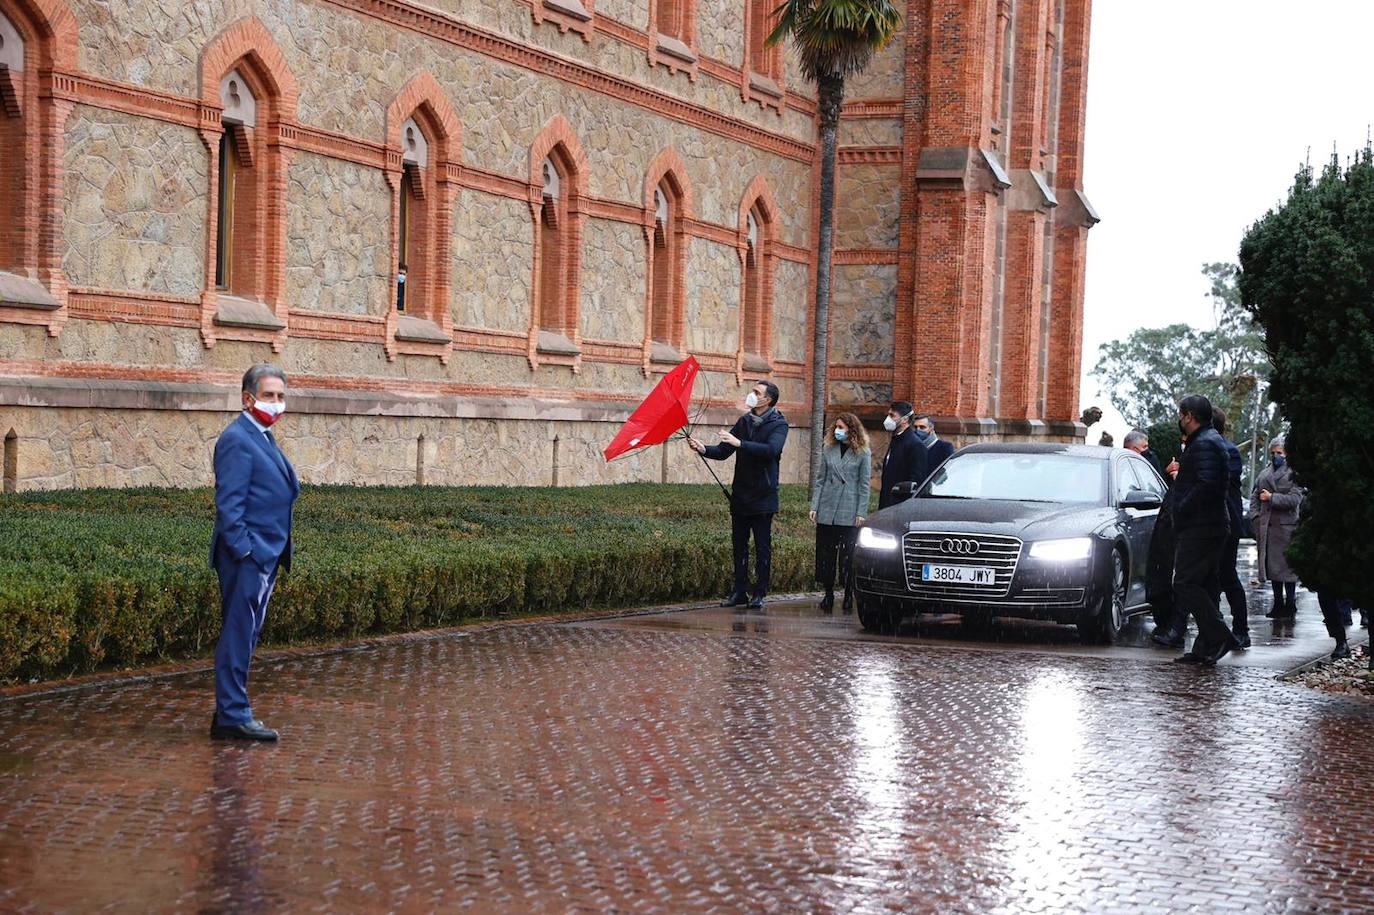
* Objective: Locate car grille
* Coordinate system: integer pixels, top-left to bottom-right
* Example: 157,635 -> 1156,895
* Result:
902,532 -> 1023,599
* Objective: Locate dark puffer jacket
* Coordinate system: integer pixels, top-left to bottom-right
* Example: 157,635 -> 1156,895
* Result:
702,408 -> 789,515
1171,425 -> 1231,538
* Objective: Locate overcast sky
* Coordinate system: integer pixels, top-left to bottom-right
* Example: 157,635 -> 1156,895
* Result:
1079,0 -> 1374,437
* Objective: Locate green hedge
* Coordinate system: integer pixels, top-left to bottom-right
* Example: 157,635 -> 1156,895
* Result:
0,484 -> 814,682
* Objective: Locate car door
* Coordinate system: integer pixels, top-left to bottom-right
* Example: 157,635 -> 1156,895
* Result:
1114,458 -> 1156,605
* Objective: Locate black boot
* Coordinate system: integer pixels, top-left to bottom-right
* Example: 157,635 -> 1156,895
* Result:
842,590 -> 854,613
819,589 -> 835,612
1331,639 -> 1351,661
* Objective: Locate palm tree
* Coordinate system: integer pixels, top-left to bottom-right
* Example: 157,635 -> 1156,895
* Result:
767,0 -> 902,493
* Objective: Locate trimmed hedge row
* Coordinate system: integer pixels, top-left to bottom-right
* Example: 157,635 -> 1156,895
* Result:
0,483 -> 815,682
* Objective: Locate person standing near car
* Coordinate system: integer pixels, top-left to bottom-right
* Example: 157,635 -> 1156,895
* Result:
810,412 -> 871,613
1124,429 -> 1168,483
912,413 -> 955,472
688,380 -> 788,610
878,401 -> 927,510
1250,436 -> 1304,620
1210,409 -> 1250,647
1170,394 -> 1240,665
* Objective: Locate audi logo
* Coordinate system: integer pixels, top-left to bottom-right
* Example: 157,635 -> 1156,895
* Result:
940,538 -> 981,555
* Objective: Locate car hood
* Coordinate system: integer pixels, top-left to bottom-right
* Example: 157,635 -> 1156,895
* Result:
869,497 -> 1113,539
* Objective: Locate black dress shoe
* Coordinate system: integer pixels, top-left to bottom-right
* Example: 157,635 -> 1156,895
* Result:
842,591 -> 854,613
1201,638 -> 1239,666
720,593 -> 749,607
1331,642 -> 1352,661
819,592 -> 835,612
210,720 -> 280,741
1152,631 -> 1185,649
1174,652 -> 1204,664
747,597 -> 765,610
1232,631 -> 1251,650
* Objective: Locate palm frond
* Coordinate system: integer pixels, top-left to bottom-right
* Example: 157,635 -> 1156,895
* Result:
766,0 -> 902,83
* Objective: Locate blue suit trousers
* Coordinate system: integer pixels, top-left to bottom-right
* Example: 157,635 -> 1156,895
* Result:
213,545 -> 279,726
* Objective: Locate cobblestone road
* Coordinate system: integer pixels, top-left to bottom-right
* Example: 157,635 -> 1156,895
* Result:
3,574 -> 1373,912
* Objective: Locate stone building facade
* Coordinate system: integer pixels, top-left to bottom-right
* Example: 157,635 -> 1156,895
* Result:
0,0 -> 1093,491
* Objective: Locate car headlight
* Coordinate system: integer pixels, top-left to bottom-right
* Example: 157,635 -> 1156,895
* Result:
858,527 -> 900,551
1029,537 -> 1094,561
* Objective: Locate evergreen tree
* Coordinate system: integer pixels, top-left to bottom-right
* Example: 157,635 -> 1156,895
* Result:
1239,151 -> 1374,608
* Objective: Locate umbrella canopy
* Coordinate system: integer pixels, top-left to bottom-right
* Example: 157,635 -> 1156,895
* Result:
603,356 -> 700,461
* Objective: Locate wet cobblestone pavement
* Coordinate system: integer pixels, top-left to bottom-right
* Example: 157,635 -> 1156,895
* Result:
3,566 -> 1374,912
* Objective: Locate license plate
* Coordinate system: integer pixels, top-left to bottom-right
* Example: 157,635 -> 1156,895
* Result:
922,564 -> 996,585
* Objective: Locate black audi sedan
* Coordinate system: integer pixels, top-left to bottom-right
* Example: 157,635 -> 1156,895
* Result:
852,443 -> 1166,643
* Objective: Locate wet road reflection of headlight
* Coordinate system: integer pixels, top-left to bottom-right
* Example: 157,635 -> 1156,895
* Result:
858,528 -> 899,551
1028,537 -> 1093,561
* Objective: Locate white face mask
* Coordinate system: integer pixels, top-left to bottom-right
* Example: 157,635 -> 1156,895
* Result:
883,416 -> 897,432
744,392 -> 760,409
255,400 -> 285,418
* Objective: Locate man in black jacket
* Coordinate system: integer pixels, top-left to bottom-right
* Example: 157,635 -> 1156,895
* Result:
912,413 -> 955,472
1211,409 -> 1250,648
689,380 -> 788,609
878,401 -> 928,509
1170,394 -> 1241,665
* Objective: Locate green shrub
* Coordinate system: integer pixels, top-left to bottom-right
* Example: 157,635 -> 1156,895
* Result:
0,484 -> 815,682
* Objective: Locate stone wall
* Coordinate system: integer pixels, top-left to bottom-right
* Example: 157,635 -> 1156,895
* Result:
772,258 -> 809,363
843,12 -> 905,99
451,189 -> 534,333
580,218 -> 646,344
0,403 -> 812,490
285,153 -> 392,315
596,0 -> 650,31
835,164 -> 900,248
829,264 -> 896,364
697,0 -> 746,68
61,107 -> 207,297
684,238 -> 740,354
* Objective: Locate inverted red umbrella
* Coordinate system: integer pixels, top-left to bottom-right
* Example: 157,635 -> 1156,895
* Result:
603,356 -> 700,461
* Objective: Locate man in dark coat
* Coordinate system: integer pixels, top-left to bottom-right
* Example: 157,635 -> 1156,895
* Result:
1170,394 -> 1240,665
689,380 -> 788,609
878,401 -> 927,510
912,413 -> 955,472
1210,409 -> 1249,647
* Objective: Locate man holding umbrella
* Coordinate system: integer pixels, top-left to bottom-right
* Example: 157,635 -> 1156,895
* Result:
688,380 -> 788,609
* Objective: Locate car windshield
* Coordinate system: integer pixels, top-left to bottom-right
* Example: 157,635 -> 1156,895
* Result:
919,452 -> 1106,504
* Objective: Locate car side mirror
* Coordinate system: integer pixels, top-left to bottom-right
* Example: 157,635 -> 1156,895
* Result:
889,481 -> 920,502
1120,489 -> 1162,511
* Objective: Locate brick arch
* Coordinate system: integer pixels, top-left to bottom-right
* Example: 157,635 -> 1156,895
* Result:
527,115 -> 588,196
642,147 -> 693,218
384,71 -> 461,159
199,17 -> 299,115
2,0 -> 79,68
738,174 -> 779,237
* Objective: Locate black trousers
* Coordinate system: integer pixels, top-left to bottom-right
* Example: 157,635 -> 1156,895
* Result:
731,512 -> 774,599
814,523 -> 858,594
1318,592 -> 1352,642
1210,535 -> 1248,634
1174,533 -> 1233,652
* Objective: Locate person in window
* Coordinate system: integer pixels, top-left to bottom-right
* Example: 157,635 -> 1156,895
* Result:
912,413 -> 955,472
809,412 -> 871,613
877,401 -> 927,509
1250,436 -> 1304,620
688,380 -> 788,610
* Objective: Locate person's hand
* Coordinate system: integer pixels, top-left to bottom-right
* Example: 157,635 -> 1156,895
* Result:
1259,489 -> 1272,503
809,510 -> 817,523
1166,459 -> 1179,476
855,516 -> 865,525
686,437 -> 705,454
719,430 -> 741,448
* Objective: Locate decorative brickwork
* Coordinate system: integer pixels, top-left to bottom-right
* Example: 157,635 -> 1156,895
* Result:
647,0 -> 699,80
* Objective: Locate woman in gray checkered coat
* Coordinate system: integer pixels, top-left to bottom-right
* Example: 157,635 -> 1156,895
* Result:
809,412 -> 872,612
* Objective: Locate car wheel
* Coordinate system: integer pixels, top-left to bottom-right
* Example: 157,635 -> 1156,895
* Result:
856,596 -> 900,634
1079,547 -> 1127,645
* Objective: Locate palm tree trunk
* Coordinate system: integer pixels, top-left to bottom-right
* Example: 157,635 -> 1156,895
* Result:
809,73 -> 844,497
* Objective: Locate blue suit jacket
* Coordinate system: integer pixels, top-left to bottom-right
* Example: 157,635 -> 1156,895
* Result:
210,413 -> 301,572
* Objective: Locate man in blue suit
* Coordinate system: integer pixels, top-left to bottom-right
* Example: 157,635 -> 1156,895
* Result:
209,364 -> 300,741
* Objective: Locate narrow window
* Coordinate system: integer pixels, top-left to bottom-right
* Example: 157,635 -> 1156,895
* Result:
0,11 -> 26,273
659,0 -> 683,41
215,130 -> 236,289
538,156 -> 566,332
743,211 -> 763,354
2,428 -> 15,494
649,180 -> 684,349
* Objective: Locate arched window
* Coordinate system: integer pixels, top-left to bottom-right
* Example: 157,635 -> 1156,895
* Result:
0,4 -> 64,317
198,21 -> 299,346
738,185 -> 777,372
538,154 -> 568,333
647,175 -> 687,359
743,0 -> 785,111
383,73 -> 462,362
526,118 -> 586,368
648,0 -> 698,78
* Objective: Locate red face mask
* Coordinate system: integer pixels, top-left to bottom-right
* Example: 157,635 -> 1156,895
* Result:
247,399 -> 285,427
